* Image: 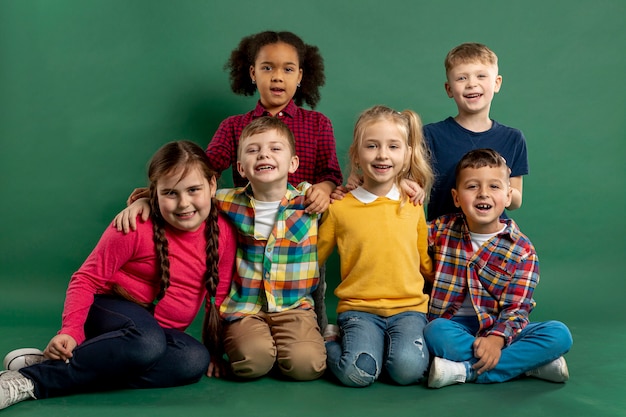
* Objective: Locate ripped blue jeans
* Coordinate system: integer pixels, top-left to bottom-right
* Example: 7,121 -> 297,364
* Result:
326,311 -> 429,387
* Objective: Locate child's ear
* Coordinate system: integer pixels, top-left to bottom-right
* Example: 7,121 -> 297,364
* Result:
209,176 -> 217,197
505,183 -> 513,207
249,65 -> 256,84
494,74 -> 503,93
236,161 -> 247,178
444,81 -> 453,98
288,155 -> 299,174
451,188 -> 461,207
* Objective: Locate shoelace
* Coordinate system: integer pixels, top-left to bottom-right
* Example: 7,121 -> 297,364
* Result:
2,377 -> 35,406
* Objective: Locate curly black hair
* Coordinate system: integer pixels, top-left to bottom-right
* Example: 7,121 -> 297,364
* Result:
225,31 -> 325,109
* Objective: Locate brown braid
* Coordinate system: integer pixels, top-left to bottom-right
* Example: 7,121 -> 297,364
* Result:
201,199 -> 222,356
150,183 -> 171,302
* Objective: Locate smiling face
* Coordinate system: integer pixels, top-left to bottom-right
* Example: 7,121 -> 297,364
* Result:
156,165 -> 216,232
249,42 -> 303,115
237,128 -> 299,199
452,164 -> 512,234
356,120 -> 409,196
445,61 -> 502,119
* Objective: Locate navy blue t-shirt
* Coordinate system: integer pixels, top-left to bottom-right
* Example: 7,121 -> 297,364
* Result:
424,117 -> 529,221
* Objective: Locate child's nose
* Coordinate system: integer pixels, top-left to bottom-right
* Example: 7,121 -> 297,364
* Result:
178,196 -> 189,208
271,70 -> 282,81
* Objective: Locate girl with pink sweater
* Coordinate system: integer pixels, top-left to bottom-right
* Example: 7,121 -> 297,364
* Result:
0,141 -> 236,410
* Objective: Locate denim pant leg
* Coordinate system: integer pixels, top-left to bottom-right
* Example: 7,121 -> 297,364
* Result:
128,327 -> 210,388
476,320 -> 573,383
384,312 -> 429,385
326,311 -> 384,387
21,296 -> 169,398
424,317 -> 478,362
424,317 -> 573,384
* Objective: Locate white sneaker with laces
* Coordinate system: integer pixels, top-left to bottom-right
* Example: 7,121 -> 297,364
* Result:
3,348 -> 45,371
526,356 -> 569,382
428,357 -> 467,388
0,370 -> 36,410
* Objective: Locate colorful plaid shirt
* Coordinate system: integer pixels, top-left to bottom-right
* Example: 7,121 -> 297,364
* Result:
428,214 -> 539,345
216,183 -> 319,321
206,100 -> 343,188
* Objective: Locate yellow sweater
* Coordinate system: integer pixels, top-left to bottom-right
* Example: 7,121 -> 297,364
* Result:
318,188 -> 433,316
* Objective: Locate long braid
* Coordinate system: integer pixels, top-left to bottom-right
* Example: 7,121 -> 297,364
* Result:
201,199 -> 221,356
150,183 -> 171,303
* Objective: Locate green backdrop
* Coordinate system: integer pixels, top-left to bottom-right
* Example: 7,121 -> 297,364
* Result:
1,1 -> 624,416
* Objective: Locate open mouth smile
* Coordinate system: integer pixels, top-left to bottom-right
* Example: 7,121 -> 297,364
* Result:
255,164 -> 275,171
175,210 -> 196,219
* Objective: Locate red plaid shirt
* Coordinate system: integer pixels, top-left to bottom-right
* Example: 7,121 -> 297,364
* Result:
206,100 -> 343,188
428,214 -> 539,345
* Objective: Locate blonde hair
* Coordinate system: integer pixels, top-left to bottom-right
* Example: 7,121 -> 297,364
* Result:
444,42 -> 498,74
349,105 -> 434,203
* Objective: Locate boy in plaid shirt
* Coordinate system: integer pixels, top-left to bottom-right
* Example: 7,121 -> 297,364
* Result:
425,149 -> 572,388
216,117 -> 325,381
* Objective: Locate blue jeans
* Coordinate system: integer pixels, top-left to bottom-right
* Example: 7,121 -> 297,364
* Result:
424,316 -> 573,383
20,295 -> 210,398
326,311 -> 429,387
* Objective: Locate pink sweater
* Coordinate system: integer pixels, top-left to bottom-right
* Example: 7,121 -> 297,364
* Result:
60,215 -> 236,344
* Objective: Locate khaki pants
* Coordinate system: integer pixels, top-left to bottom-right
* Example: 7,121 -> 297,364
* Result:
223,309 -> 326,381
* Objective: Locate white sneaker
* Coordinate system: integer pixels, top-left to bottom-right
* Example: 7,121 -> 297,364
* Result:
0,370 -> 36,410
526,356 -> 569,382
3,348 -> 45,371
428,357 -> 467,388
322,324 -> 340,342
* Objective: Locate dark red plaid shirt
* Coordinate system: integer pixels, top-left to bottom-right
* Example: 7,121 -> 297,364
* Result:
206,100 -> 343,188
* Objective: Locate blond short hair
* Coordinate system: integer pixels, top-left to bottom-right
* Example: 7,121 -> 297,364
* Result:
445,42 -> 498,74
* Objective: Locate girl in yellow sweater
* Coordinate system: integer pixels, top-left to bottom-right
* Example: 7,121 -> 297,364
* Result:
317,105 -> 434,387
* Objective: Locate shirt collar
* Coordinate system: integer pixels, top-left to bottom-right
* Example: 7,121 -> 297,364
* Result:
456,214 -> 519,241
351,184 -> 400,203
252,99 -> 297,118
239,182 -> 303,203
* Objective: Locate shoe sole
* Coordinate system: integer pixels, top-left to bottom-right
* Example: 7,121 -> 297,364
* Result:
3,348 -> 45,370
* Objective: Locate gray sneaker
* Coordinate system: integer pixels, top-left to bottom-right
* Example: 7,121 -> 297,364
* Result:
0,370 -> 36,410
3,348 -> 45,371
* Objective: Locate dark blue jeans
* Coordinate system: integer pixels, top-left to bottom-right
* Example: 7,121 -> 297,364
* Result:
20,295 -> 209,398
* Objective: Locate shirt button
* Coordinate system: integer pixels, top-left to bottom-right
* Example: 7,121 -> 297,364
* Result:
278,112 -> 283,117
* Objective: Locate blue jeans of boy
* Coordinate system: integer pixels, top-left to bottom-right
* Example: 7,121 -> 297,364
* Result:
424,315 -> 572,383
19,295 -> 210,398
326,311 -> 429,387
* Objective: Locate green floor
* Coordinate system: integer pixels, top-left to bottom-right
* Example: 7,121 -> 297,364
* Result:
2,273 -> 625,417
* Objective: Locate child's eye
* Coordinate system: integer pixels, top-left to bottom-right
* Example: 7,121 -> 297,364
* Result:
261,65 -> 272,71
246,148 -> 259,153
457,76 -> 466,81
271,147 -> 283,151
